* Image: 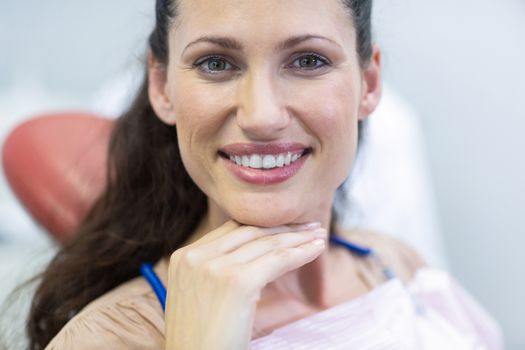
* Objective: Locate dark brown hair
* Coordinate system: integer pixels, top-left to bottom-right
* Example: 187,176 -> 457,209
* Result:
27,0 -> 374,348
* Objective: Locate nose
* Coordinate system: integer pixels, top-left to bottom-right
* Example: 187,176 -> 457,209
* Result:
235,70 -> 290,139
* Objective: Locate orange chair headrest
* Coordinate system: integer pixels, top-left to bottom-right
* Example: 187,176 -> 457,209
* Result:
2,113 -> 114,243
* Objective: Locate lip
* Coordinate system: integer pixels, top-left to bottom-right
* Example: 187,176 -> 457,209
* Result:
219,142 -> 311,185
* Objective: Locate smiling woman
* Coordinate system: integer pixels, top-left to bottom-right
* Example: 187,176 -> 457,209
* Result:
147,0 -> 379,229
27,0 -> 503,349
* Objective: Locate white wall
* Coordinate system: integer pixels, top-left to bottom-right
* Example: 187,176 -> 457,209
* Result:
1,0 -> 524,348
373,1 -> 525,348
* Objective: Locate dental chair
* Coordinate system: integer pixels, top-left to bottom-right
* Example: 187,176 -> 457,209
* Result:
2,112 -> 112,243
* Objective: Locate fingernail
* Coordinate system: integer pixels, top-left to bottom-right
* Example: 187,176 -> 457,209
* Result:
314,228 -> 328,237
312,239 -> 326,246
297,222 -> 321,230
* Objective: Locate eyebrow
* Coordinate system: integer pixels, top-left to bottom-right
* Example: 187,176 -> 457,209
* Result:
181,34 -> 340,55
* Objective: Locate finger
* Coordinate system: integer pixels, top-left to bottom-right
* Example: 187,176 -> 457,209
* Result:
194,220 -> 321,244
193,223 -> 323,259
189,220 -> 305,246
210,229 -> 327,267
241,238 -> 327,291
206,221 -> 322,249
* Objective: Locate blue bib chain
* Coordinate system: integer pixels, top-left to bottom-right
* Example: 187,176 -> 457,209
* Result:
329,235 -> 396,281
140,263 -> 167,311
140,235 -> 396,311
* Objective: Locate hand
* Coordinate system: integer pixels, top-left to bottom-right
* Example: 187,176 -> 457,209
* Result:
165,220 -> 327,350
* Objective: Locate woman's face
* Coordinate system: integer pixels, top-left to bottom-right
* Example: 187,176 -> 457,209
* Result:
150,0 -> 381,227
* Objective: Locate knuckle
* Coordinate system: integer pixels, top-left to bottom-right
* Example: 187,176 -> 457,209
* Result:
177,248 -> 201,269
202,260 -> 222,277
169,249 -> 183,265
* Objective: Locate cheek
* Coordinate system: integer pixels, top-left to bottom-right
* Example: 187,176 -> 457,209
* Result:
292,75 -> 361,166
172,77 -> 228,132
171,74 -> 235,145
170,79 -> 230,186
293,78 -> 361,196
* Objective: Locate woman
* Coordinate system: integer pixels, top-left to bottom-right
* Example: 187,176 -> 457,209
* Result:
28,0 -> 503,349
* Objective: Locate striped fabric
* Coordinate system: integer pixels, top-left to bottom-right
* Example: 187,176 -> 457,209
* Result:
251,268 -> 503,350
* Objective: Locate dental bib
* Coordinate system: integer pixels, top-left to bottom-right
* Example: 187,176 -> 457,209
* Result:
250,268 -> 503,350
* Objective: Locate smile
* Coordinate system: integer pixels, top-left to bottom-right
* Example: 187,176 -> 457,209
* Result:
218,143 -> 312,185
227,151 -> 305,169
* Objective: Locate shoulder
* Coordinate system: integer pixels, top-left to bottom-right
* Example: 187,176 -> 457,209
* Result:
338,228 -> 427,283
45,262 -> 167,350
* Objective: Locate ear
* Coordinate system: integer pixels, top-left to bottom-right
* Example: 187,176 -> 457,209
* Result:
357,44 -> 382,120
148,51 -> 176,125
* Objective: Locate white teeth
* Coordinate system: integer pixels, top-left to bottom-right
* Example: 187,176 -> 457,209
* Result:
284,153 -> 292,166
228,151 -> 304,169
262,155 -> 276,169
276,154 -> 285,167
249,154 -> 263,168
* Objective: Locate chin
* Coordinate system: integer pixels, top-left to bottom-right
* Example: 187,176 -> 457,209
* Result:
229,205 -> 303,228
208,189 -> 331,228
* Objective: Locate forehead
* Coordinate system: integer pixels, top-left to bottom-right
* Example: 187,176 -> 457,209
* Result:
172,0 -> 355,50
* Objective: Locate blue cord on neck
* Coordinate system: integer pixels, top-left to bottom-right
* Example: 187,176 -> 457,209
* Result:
140,263 -> 167,311
329,235 -> 373,256
141,234 -> 379,311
